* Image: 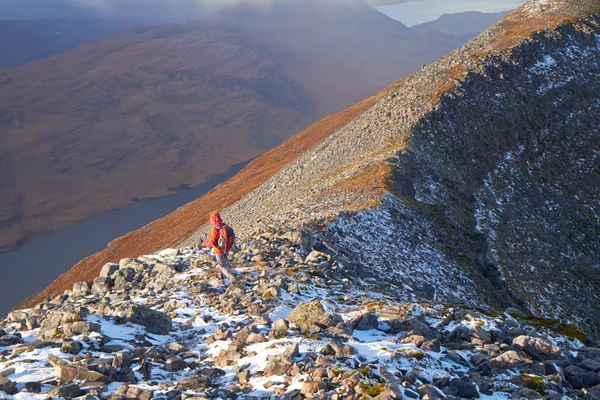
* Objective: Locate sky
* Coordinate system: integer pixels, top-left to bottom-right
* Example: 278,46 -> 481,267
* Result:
376,0 -> 527,26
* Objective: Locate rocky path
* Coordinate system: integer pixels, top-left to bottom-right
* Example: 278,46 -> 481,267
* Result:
1,229 -> 600,400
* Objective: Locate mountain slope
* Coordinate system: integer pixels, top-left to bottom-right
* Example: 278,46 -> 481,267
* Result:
2,234 -> 599,399
0,19 -> 129,68
410,11 -> 511,37
20,0 -> 600,339
0,0 -> 466,254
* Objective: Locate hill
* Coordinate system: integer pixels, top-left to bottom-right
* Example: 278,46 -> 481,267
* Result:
23,0 -> 600,343
0,0 -> 466,254
410,11 -> 511,37
0,19 -> 128,68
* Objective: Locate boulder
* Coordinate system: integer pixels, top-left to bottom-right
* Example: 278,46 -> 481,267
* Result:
444,378 -> 479,398
63,321 -> 101,337
24,382 -> 42,393
92,276 -> 113,295
120,305 -> 172,335
166,356 -> 185,372
47,384 -> 82,399
320,341 -> 357,359
61,340 -> 83,355
0,377 -> 17,395
284,343 -> 301,359
264,354 -> 293,376
354,312 -> 379,331
287,300 -> 342,330
487,350 -> 528,371
57,365 -> 110,383
100,263 -> 119,277
39,310 -> 85,339
72,281 -> 92,296
301,380 -> 327,395
111,384 -> 153,400
512,336 -> 564,361
271,318 -> 289,338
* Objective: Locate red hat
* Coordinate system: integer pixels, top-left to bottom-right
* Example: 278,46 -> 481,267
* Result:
210,212 -> 223,227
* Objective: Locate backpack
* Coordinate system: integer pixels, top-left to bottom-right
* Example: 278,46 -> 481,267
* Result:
218,225 -> 235,253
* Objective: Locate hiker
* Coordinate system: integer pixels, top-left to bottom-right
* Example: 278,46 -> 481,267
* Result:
202,212 -> 238,282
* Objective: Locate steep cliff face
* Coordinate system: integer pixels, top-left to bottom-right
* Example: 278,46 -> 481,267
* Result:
182,0 -> 600,336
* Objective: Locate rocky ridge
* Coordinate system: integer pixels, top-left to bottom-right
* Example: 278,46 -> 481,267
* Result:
2,230 -> 600,399
182,0 -> 600,337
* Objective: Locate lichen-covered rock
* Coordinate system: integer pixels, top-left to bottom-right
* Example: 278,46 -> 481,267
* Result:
287,300 -> 342,330
512,335 -> 564,361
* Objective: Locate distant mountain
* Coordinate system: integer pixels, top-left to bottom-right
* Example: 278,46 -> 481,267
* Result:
410,10 -> 511,37
0,19 -> 129,68
0,0 -> 468,254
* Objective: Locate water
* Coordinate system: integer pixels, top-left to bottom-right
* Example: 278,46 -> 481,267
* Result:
0,162 -> 247,316
377,0 -> 526,26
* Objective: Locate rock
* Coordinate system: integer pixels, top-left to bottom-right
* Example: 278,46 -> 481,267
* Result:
579,359 -> 600,372
301,380 -> 327,395
287,300 -> 342,330
57,365 -> 110,383
416,383 -> 446,399
158,249 -> 180,257
248,333 -> 269,343
72,281 -> 92,296
92,276 -> 113,295
176,376 -> 205,391
63,321 -> 101,337
39,310 -> 86,339
120,304 -> 172,335
271,318 -> 289,338
511,388 -> 543,400
421,339 -> 441,352
236,370 -> 251,385
152,263 -> 178,282
24,382 -> 42,393
444,378 -> 479,398
401,334 -> 427,347
166,356 -> 185,372
215,345 -> 243,367
61,340 -> 83,354
100,263 -> 119,277
513,336 -> 564,361
0,367 -> 15,378
111,384 -> 153,400
0,376 -> 17,395
354,312 -> 379,331
320,341 -> 357,359
284,343 -> 300,358
48,384 -> 82,399
487,350 -> 528,371
166,342 -> 189,355
264,354 -> 293,376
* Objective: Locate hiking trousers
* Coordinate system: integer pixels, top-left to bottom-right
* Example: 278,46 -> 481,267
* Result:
215,253 -> 237,282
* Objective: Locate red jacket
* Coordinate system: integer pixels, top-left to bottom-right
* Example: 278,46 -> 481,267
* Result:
202,225 -> 234,255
